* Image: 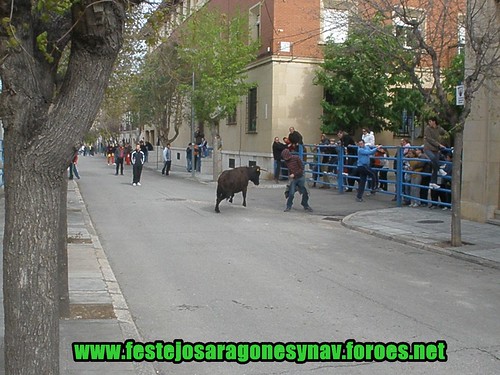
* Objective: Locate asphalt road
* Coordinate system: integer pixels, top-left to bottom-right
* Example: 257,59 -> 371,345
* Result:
76,156 -> 500,375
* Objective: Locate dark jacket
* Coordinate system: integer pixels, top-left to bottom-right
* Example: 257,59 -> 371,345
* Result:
288,130 -> 303,146
114,146 -> 125,160
131,150 -> 145,166
272,141 -> 287,160
340,134 -> 356,155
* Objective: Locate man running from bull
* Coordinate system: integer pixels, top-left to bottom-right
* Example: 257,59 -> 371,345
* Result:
281,149 -> 313,212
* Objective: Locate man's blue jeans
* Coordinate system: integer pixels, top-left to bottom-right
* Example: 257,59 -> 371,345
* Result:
286,175 -> 310,209
424,149 -> 440,184
274,160 -> 281,180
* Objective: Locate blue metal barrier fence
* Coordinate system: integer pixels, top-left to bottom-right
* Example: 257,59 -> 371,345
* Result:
279,143 -> 452,209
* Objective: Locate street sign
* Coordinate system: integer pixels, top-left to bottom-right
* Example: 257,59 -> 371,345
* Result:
456,85 -> 465,106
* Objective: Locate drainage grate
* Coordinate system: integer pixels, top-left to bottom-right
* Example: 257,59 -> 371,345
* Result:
417,220 -> 445,224
67,236 -> 92,244
69,303 -> 115,319
323,216 -> 343,222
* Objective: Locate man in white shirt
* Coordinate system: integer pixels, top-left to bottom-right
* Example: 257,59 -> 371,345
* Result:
361,128 -> 375,146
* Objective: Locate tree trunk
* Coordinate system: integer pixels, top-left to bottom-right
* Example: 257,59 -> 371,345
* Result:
59,176 -> 70,318
3,167 -> 64,374
211,121 -> 223,181
451,130 -> 463,247
0,1 -> 131,372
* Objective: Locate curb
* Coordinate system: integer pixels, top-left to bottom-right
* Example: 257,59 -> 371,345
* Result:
341,212 -> 500,271
72,181 -> 157,375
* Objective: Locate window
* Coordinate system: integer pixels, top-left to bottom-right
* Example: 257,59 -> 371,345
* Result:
249,4 -> 261,43
227,108 -> 237,125
248,88 -> 257,132
398,109 -> 414,136
393,9 -> 425,49
321,0 -> 349,44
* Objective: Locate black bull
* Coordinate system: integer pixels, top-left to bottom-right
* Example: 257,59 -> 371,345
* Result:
215,166 -> 261,213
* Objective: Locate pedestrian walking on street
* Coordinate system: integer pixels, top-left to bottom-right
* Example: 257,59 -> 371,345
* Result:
131,143 -> 145,186
114,143 -> 125,175
161,143 -> 172,176
281,149 -> 313,212
68,149 -> 80,180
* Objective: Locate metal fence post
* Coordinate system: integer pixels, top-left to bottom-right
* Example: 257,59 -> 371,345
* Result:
396,147 -> 403,207
337,145 -> 344,193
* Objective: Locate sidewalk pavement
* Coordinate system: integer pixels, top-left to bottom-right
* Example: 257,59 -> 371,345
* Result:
60,182 -> 156,374
0,182 -> 156,374
0,163 -> 498,373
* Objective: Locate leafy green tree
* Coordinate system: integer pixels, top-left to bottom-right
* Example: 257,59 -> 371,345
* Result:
100,5 -> 149,140
175,8 -> 259,178
316,26 -> 424,135
129,42 -> 188,146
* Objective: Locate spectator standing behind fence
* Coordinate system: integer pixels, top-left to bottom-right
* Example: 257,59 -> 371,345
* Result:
288,127 -> 303,150
161,143 -> 172,176
337,130 -> 356,192
430,152 -> 453,210
374,147 -> 389,191
361,128 -> 375,146
186,143 -> 193,172
317,134 -> 331,189
194,144 -> 201,172
407,149 -> 426,207
424,117 -> 447,190
355,140 -> 382,202
272,137 -> 286,183
417,148 -> 432,206
392,138 -> 412,201
281,149 -> 313,213
394,138 -> 411,171
326,139 -> 338,174
200,137 -> 208,158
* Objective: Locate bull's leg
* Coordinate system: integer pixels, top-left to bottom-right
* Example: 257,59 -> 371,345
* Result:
215,197 -> 222,213
229,194 -> 234,203
215,190 -> 224,213
242,187 -> 247,207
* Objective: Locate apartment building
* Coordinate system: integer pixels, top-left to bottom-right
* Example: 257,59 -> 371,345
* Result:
168,0 -> 328,172
461,0 -> 500,224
